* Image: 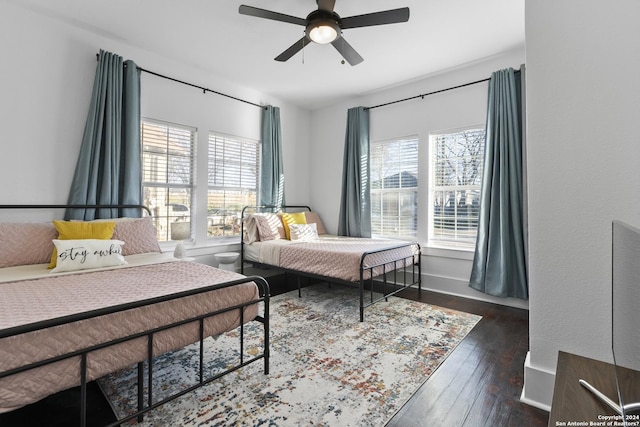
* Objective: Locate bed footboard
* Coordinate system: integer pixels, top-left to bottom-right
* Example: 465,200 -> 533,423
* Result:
0,276 -> 270,427
359,242 -> 421,322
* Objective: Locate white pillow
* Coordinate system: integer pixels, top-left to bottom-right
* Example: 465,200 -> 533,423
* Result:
243,216 -> 260,244
51,239 -> 127,273
289,223 -> 318,241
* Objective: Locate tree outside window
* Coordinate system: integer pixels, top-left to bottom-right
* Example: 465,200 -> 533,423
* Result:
430,128 -> 485,249
370,137 -> 419,239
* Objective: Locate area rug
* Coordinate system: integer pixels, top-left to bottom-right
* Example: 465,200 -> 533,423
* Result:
98,284 -> 481,426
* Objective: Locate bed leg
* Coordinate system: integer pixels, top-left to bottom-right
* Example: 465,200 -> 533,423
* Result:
359,277 -> 365,322
147,334 -> 154,414
137,361 -> 144,422
383,265 -> 388,302
240,309 -> 245,366
264,293 -> 270,375
80,354 -> 87,427
199,319 -> 205,383
417,254 -> 422,296
297,275 -> 302,298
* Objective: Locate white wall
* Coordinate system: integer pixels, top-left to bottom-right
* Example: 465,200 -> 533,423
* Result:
0,1 -> 311,261
522,0 -> 640,410
309,48 -> 528,308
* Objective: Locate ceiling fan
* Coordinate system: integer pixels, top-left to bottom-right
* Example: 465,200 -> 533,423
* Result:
238,0 -> 410,66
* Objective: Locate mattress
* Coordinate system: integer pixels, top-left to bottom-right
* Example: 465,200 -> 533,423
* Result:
245,235 -> 419,282
0,252 -> 176,283
0,258 -> 261,413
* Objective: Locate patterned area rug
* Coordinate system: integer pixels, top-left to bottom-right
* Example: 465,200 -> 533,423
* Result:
99,284 -> 481,426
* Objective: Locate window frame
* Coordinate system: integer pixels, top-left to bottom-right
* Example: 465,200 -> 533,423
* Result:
428,125 -> 485,251
141,118 -> 196,242
207,131 -> 260,240
370,135 -> 419,240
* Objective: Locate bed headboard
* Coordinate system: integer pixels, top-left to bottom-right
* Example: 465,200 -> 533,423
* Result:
240,205 -> 312,245
0,204 -> 160,268
0,204 -> 152,217
239,205 -> 316,274
240,205 -> 311,219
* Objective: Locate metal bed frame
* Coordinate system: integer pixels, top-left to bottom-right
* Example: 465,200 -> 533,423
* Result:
240,205 -> 421,322
0,205 -> 270,427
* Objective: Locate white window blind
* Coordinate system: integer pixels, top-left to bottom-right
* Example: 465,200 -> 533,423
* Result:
370,137 -> 419,239
207,132 -> 259,238
142,119 -> 195,242
430,128 -> 485,248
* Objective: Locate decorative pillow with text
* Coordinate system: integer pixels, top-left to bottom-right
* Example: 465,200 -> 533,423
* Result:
49,220 -> 116,268
50,239 -> 126,273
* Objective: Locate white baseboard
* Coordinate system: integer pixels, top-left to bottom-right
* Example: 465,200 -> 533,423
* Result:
420,273 -> 530,310
520,351 -> 554,412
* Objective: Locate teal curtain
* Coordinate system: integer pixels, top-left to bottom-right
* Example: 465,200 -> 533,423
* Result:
65,50 -> 141,220
338,106 -> 371,237
260,105 -> 285,206
469,67 -> 528,299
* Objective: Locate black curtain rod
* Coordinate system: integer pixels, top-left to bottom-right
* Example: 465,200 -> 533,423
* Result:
365,69 -> 521,111
138,66 -> 265,109
96,53 -> 265,109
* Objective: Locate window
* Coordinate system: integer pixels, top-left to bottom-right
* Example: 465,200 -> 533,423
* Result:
208,132 -> 260,238
142,119 -> 195,242
370,136 -> 419,239
429,128 -> 485,249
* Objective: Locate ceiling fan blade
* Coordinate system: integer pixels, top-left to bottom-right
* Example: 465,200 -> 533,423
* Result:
317,0 -> 336,13
239,5 -> 306,26
331,37 -> 364,66
275,35 -> 311,62
341,7 -> 410,29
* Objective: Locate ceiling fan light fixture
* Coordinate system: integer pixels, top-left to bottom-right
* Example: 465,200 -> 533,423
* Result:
307,19 -> 340,44
239,3 -> 410,65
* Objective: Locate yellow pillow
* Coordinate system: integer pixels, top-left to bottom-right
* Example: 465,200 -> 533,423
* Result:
48,220 -> 116,268
280,212 -> 307,240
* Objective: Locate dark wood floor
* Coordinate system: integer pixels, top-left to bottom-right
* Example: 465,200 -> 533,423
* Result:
0,275 -> 549,427
387,287 -> 549,427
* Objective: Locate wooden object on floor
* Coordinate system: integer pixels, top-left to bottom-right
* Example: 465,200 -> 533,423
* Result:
387,288 -> 548,427
549,351 -> 640,426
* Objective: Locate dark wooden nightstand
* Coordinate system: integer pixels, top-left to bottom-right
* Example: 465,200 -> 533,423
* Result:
549,351 -> 640,427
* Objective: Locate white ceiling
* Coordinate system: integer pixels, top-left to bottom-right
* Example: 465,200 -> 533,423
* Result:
14,0 -> 524,109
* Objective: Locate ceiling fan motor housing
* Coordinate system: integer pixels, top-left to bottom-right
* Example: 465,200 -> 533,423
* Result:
305,10 -> 341,44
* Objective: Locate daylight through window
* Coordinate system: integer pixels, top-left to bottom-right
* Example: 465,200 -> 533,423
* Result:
430,128 -> 485,249
370,136 -> 419,239
141,119 -> 195,242
208,132 -> 260,238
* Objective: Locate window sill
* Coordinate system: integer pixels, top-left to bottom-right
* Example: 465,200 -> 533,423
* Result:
422,244 -> 475,261
160,237 -> 241,257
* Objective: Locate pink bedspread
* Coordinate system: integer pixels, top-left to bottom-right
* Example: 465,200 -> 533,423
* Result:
278,237 -> 419,282
0,261 -> 261,413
